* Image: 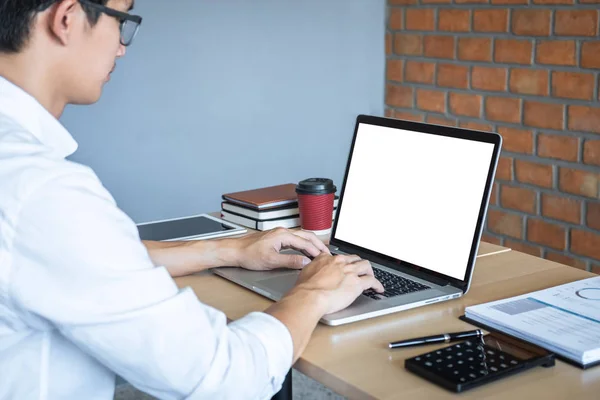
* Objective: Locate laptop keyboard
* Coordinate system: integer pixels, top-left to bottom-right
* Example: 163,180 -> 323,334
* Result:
363,268 -> 430,300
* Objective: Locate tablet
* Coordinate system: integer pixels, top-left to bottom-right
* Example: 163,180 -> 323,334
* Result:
137,213 -> 247,241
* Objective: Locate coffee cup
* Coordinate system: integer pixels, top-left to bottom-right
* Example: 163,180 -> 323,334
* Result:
296,178 -> 337,235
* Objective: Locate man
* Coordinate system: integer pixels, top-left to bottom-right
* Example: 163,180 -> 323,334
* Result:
0,1 -> 383,399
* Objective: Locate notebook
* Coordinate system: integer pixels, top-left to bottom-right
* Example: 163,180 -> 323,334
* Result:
222,183 -> 297,210
464,276 -> 600,369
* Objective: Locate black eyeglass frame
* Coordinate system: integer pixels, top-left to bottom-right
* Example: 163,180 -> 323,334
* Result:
78,0 -> 142,46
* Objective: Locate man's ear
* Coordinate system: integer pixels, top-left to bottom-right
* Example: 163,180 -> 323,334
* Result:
46,0 -> 82,46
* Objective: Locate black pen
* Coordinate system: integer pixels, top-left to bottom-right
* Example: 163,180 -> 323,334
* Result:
388,329 -> 483,349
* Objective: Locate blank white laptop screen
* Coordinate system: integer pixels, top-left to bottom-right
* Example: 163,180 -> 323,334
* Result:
335,123 -> 495,281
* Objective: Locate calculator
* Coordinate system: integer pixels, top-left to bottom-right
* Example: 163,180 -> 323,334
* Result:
405,332 -> 555,393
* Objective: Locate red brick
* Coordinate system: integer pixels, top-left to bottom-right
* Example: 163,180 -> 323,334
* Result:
492,0 -> 527,3
449,93 -> 481,118
584,140 -> 600,166
472,67 -> 507,91
542,194 -> 582,224
569,106 -> 600,134
481,233 -> 502,245
510,69 -> 549,96
405,9 -> 435,31
394,33 -> 423,56
512,10 -> 551,36
490,183 -> 499,205
417,89 -> 446,113
497,156 -> 513,181
455,0 -> 487,3
524,101 -> 564,130
536,40 -> 576,66
405,61 -> 435,84
386,60 -> 403,82
560,168 -> 600,199
554,10 -> 598,37
426,115 -> 456,127
424,36 -> 455,59
386,32 -> 392,56
504,239 -> 543,257
386,84 -> 413,108
458,38 -> 492,62
587,201 -> 600,230
537,134 -> 579,162
527,219 -> 566,250
421,0 -> 451,3
497,127 -> 534,154
439,9 -> 471,32
485,97 -> 521,124
460,121 -> 494,132
437,64 -> 469,89
474,10 -> 508,33
389,8 -> 403,30
581,42 -> 600,69
545,252 -> 587,270
515,160 -> 553,188
487,210 -> 523,238
389,0 -> 417,3
571,230 -> 600,260
392,110 -> 424,122
495,39 -> 533,64
501,185 -> 537,213
551,71 -> 595,101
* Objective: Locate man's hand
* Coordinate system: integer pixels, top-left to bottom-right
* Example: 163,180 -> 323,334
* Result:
231,228 -> 331,271
292,253 -> 384,315
266,253 -> 384,362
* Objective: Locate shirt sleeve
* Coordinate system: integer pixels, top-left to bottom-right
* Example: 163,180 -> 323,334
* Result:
10,168 -> 293,400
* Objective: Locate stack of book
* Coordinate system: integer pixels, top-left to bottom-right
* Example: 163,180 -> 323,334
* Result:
220,183 -> 338,231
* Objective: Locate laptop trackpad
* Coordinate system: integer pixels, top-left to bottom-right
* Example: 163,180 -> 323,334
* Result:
256,272 -> 299,296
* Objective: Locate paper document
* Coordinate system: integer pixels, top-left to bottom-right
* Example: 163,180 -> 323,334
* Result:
465,276 -> 600,366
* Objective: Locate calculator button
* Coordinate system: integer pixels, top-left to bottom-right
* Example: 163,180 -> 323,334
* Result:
425,361 -> 433,367
466,349 -> 474,353
447,364 -> 453,368
465,341 -> 472,346
446,347 -> 452,352
499,355 -> 505,360
457,352 -> 463,356
468,357 -> 474,361
460,377 -> 466,382
480,370 -> 488,375
457,360 -> 464,365
456,344 -> 461,348
446,355 -> 453,360
436,359 -> 443,363
490,366 -> 498,372
500,363 -> 508,369
415,357 -> 421,361
487,350 -> 495,355
469,373 -> 477,379
510,360 -> 518,365
454,370 -> 460,375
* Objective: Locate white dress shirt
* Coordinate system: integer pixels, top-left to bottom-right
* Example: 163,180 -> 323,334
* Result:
0,76 -> 293,400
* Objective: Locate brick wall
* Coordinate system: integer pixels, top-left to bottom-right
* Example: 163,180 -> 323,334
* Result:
385,0 -> 600,273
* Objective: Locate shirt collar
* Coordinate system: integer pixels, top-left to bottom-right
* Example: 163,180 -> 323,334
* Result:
0,76 -> 78,159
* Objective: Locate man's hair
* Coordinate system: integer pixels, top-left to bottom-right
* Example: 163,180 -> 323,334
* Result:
0,0 -> 110,53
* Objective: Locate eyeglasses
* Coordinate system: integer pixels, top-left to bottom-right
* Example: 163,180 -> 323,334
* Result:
79,0 -> 142,47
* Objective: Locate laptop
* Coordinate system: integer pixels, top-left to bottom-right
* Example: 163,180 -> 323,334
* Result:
214,115 -> 502,326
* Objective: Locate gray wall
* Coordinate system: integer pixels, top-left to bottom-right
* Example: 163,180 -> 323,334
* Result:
61,0 -> 385,223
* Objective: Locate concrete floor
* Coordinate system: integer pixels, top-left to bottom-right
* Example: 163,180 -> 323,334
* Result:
114,369 -> 346,400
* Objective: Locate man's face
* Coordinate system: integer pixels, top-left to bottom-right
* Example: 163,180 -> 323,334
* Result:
64,0 -> 133,105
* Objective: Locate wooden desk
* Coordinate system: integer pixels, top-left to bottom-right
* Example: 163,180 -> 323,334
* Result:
176,246 -> 598,399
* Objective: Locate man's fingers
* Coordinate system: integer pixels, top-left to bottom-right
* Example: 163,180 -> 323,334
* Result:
272,253 -> 311,270
279,232 -> 322,258
360,275 -> 385,293
343,260 -> 375,277
293,231 -> 331,255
